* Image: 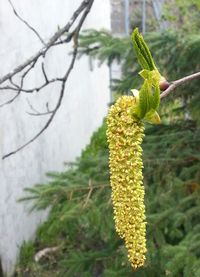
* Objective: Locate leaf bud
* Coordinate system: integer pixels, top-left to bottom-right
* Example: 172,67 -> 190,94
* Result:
159,77 -> 170,91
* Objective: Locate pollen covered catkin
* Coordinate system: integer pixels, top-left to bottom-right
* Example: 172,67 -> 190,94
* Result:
106,95 -> 146,269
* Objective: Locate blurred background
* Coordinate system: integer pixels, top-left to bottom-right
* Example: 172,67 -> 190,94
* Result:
0,0 -> 200,276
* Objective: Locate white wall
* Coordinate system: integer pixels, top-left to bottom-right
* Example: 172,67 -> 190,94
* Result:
0,0 -> 110,275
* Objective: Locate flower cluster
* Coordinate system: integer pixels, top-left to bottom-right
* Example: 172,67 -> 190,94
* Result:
107,95 -> 146,269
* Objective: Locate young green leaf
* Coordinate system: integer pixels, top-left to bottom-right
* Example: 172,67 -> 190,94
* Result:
138,80 -> 152,118
131,28 -> 156,71
144,110 -> 161,124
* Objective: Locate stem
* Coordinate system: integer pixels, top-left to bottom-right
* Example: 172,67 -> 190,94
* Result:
160,72 -> 200,99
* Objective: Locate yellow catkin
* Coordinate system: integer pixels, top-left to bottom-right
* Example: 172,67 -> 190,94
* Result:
106,95 -> 146,269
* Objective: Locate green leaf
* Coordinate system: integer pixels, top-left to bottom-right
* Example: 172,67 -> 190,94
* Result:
139,69 -> 161,84
138,80 -> 152,118
131,28 -> 156,71
150,84 -> 160,110
132,79 -> 160,122
130,28 -> 162,124
144,110 -> 161,124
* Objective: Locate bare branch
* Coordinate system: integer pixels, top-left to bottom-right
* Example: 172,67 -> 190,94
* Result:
2,0 -> 95,159
0,0 -> 90,85
7,0 -> 45,45
2,85 -> 63,159
160,72 -> 200,99
41,62 -> 49,83
52,31 -> 76,46
0,78 -> 63,94
27,111 -> 53,116
26,99 -> 53,116
0,91 -> 20,107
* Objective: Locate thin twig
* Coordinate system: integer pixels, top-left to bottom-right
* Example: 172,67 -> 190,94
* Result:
0,78 -> 63,94
83,179 -> 93,208
41,62 -> 49,83
0,92 -> 20,107
26,99 -> 53,116
160,72 -> 200,99
52,31 -> 75,46
7,0 -> 46,45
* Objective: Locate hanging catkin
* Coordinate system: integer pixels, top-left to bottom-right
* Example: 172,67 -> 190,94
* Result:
107,95 -> 146,269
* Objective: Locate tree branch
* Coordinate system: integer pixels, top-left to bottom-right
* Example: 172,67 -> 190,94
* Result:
2,0 -> 94,159
0,0 -> 90,85
160,72 -> 200,99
